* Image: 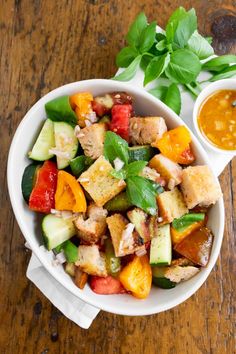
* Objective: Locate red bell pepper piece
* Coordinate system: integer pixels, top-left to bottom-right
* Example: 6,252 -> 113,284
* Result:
110,104 -> 132,141
29,161 -> 58,213
90,275 -> 126,294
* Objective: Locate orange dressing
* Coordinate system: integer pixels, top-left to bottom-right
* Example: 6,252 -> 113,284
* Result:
198,89 -> 236,150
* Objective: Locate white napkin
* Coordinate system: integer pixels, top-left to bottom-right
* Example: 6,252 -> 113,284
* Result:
26,245 -> 100,329
26,27 -> 234,328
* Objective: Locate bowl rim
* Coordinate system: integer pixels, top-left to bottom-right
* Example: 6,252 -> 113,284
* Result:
193,78 -> 236,155
7,79 -> 225,315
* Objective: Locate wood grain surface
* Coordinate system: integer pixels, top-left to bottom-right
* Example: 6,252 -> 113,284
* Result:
0,1 -> 235,353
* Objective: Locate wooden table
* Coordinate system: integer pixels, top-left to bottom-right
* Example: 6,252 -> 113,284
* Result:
1,1 -> 235,353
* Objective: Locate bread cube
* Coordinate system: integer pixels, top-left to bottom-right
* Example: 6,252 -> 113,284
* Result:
106,214 -> 143,257
78,123 -> 107,159
149,154 -> 183,188
157,187 -> 188,223
78,156 -> 126,206
76,245 -> 107,276
129,117 -> 167,145
180,166 -> 222,209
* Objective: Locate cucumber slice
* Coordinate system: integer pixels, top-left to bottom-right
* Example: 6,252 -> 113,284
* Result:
29,119 -> 55,161
21,163 -> 41,202
104,192 -> 133,212
70,155 -> 94,177
152,267 -> 176,289
128,145 -> 155,162
42,214 -> 76,250
54,122 -> 78,169
150,224 -> 172,266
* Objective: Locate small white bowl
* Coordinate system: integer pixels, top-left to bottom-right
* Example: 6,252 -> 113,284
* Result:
193,78 -> 236,155
8,79 -> 224,316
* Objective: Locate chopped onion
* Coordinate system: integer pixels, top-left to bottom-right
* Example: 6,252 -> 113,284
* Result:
74,125 -> 81,137
85,119 -> 92,127
114,157 -> 124,171
135,246 -> 147,257
157,217 -> 163,223
49,148 -> 70,159
55,251 -> 67,264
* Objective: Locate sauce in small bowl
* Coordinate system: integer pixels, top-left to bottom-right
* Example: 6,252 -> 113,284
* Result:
198,89 -> 236,150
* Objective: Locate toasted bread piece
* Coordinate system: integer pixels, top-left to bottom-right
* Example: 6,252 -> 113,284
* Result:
79,156 -> 126,207
78,123 -> 107,159
165,265 -> 200,283
157,187 -> 188,223
180,165 -> 222,209
74,215 -> 107,244
149,154 -> 183,188
76,245 -> 107,276
129,117 -> 167,145
106,214 -> 143,257
127,208 -> 151,243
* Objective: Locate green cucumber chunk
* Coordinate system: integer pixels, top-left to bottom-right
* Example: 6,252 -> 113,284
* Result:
70,155 -> 94,177
45,96 -> 77,127
29,119 -> 55,161
42,214 -> 76,250
21,163 -> 41,202
152,267 -> 176,289
105,192 -> 133,212
63,241 -> 78,262
105,239 -> 121,276
128,145 -> 155,162
54,121 -> 78,169
150,224 -> 172,266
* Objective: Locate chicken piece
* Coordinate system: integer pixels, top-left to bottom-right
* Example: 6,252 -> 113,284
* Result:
106,214 -> 144,257
180,165 -> 222,209
157,187 -> 188,223
165,265 -> 200,283
77,122 -> 107,159
149,154 -> 183,188
76,245 -> 107,276
78,156 -> 126,207
129,117 -> 167,145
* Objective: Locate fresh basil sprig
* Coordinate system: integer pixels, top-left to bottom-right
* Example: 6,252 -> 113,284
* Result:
114,6 -> 236,114
172,213 -> 205,232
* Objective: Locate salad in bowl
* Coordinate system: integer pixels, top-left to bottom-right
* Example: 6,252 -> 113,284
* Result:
8,79 -> 224,315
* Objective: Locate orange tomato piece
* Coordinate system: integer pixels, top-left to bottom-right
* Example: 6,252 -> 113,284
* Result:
171,220 -> 204,244
69,92 -> 93,127
119,255 -> 152,299
153,126 -> 194,164
55,170 -> 87,213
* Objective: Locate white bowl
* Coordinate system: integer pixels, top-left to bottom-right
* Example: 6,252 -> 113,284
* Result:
7,79 -> 224,316
193,78 -> 236,155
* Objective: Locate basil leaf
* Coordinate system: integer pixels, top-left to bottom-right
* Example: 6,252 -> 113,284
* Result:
45,96 -> 77,127
126,12 -> 148,48
187,31 -> 214,59
172,213 -> 205,232
166,7 -> 187,44
209,65 -> 236,82
110,168 -> 127,180
165,49 -> 201,84
139,21 -> 157,53
156,40 -> 167,51
116,46 -> 139,68
144,53 -> 170,86
113,55 -> 142,81
125,161 -> 147,177
126,176 -> 157,215
140,54 -> 153,71
173,8 -> 197,48
202,54 -> 236,71
148,85 -> 168,101
164,83 -> 181,115
104,131 -> 129,165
